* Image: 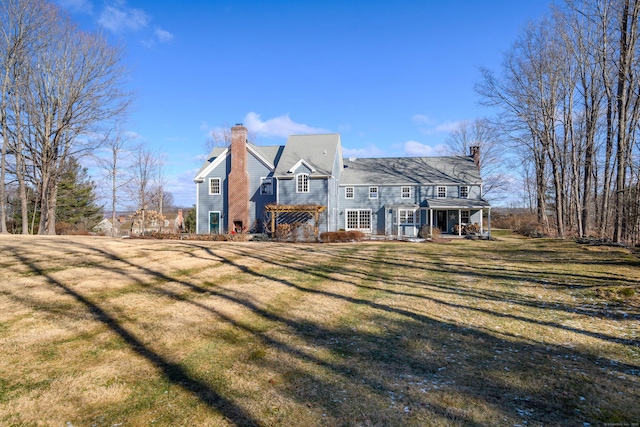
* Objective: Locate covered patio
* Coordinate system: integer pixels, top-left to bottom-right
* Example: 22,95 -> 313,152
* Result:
425,199 -> 492,237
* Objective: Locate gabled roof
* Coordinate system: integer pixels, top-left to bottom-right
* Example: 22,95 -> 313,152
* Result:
274,134 -> 341,178
339,156 -> 482,186
194,143 -> 284,182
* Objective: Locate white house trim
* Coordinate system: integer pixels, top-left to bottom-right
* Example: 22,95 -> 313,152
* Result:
248,145 -> 276,171
194,148 -> 229,182
288,158 -> 317,174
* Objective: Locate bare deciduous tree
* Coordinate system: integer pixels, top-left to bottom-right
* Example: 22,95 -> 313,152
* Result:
477,0 -> 640,244
204,123 -> 258,152
441,118 -> 511,202
94,121 -> 136,236
0,0 -> 131,235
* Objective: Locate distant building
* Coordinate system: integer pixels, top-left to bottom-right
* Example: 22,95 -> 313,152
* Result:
95,209 -> 185,236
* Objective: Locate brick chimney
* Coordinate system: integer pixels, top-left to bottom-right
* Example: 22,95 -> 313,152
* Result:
470,146 -> 480,171
227,124 -> 249,233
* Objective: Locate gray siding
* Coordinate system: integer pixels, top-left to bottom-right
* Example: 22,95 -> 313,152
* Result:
336,184 -> 486,235
278,177 -> 328,206
197,156 -> 230,234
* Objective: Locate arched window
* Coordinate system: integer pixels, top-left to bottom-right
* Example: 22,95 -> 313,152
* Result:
296,173 -> 309,193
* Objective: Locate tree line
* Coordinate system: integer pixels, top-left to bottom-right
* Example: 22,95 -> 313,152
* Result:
0,0 -> 130,234
0,0 -> 179,236
477,0 -> 640,244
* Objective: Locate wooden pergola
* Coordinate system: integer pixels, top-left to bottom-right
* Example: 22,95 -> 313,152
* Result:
265,204 -> 327,237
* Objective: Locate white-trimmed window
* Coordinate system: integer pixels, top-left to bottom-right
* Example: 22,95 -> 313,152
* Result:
260,177 -> 273,195
460,186 -> 468,198
437,186 -> 447,198
369,186 -> 378,199
401,186 -> 411,199
346,209 -> 372,232
345,187 -> 354,199
399,209 -> 416,224
461,210 -> 470,224
209,177 -> 221,195
296,173 -> 309,193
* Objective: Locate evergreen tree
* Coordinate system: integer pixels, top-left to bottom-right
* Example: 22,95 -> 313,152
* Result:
184,206 -> 196,233
55,157 -> 103,233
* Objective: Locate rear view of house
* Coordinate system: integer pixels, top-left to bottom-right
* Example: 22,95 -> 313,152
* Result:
194,124 -> 491,237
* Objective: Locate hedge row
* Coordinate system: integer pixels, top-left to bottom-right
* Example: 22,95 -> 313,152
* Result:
319,230 -> 366,243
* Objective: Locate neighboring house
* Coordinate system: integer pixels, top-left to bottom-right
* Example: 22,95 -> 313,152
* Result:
194,124 -> 491,237
95,209 -> 185,236
93,218 -> 116,235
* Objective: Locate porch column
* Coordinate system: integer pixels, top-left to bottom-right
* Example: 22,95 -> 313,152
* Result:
488,208 -> 491,238
458,209 -> 462,236
429,209 -> 433,237
271,211 -> 276,235
480,209 -> 483,233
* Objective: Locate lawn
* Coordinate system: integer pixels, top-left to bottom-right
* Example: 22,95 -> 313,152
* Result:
0,232 -> 638,426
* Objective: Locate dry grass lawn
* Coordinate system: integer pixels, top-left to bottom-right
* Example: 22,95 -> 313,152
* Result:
0,231 -> 638,426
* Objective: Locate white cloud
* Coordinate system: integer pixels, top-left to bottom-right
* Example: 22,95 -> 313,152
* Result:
403,140 -> 437,156
243,112 -> 329,138
411,114 -> 435,125
168,168 -> 200,207
155,28 -> 174,43
434,121 -> 462,133
342,145 -> 385,158
98,2 -> 149,33
412,114 -> 462,135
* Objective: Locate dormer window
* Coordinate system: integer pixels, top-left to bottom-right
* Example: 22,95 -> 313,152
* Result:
460,186 -> 468,198
296,173 -> 309,193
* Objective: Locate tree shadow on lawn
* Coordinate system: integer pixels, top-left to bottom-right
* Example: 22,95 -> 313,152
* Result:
194,245 -> 639,425
215,244 -> 639,346
8,239 -> 639,426
10,249 -> 263,427
307,242 -> 639,290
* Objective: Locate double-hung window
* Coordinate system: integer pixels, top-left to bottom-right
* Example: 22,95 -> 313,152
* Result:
437,186 -> 446,198
460,186 -> 468,198
369,186 -> 378,199
209,178 -> 221,195
401,186 -> 411,199
461,210 -> 470,224
297,173 -> 309,193
345,187 -> 354,199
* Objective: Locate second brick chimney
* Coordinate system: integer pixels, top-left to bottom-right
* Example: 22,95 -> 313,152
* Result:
470,146 -> 480,171
227,124 -> 250,233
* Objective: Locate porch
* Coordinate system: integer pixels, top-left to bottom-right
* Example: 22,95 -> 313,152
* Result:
425,199 -> 492,237
385,199 -> 491,238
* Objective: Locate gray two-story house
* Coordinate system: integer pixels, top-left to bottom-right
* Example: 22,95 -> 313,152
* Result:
194,124 -> 491,237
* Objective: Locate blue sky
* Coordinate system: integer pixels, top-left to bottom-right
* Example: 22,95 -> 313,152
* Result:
59,0 -> 552,207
